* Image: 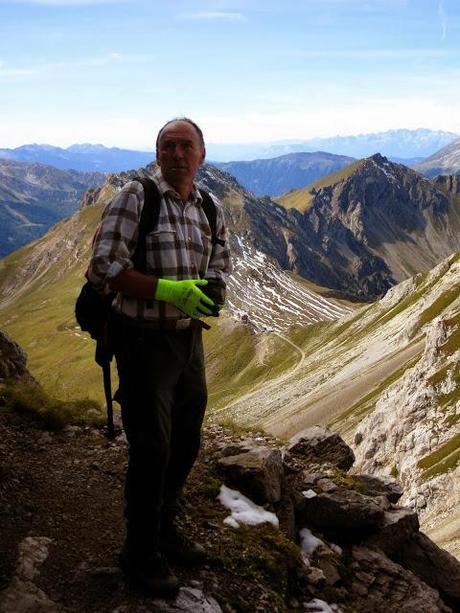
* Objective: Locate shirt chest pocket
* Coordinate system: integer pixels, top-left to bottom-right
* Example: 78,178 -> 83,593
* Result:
145,229 -> 179,271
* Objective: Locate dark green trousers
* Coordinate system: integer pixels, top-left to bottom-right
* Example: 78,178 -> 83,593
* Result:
112,320 -> 207,556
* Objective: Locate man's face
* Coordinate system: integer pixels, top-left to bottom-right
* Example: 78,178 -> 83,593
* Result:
156,121 -> 205,191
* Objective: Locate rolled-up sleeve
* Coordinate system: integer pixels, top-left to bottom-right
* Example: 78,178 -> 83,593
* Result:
206,202 -> 233,283
87,181 -> 143,289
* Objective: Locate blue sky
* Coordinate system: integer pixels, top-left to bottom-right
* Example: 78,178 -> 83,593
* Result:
1,0 -> 460,149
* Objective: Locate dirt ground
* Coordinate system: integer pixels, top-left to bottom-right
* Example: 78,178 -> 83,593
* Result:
0,404 -> 305,613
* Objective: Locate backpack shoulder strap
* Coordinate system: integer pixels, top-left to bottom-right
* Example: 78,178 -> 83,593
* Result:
131,177 -> 162,272
199,189 -> 225,247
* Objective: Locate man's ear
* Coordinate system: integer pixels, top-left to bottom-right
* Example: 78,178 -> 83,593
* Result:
200,147 -> 206,164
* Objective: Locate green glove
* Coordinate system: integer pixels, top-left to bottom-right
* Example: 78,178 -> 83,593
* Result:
155,278 -> 215,319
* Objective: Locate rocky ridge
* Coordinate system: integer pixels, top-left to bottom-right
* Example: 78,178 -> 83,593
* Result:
414,137 -> 460,177
0,159 -> 104,257
277,154 -> 460,298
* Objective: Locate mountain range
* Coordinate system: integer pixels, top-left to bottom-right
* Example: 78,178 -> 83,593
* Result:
206,129 -> 458,162
0,160 -> 104,257
0,144 -> 154,173
214,152 -> 355,197
1,129 -> 458,170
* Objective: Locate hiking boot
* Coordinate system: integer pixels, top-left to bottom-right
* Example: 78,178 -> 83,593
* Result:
118,545 -> 180,597
160,527 -> 208,565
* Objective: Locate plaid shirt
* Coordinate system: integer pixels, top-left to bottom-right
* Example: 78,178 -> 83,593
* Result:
87,167 -> 232,322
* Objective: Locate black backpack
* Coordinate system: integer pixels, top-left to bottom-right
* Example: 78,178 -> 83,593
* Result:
75,176 -> 218,436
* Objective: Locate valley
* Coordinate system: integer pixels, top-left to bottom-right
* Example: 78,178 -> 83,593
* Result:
0,148 -> 459,561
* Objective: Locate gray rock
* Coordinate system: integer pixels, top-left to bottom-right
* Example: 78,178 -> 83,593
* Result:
217,445 -> 284,504
364,507 -> 419,553
394,531 -> 460,611
295,486 -> 386,534
154,587 -> 223,612
346,546 -> 451,612
0,329 -> 36,382
288,426 -> 355,471
0,536 -> 62,613
351,474 -> 403,503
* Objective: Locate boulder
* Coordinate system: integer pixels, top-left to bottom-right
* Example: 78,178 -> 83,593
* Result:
394,532 -> 460,612
217,445 -> 284,504
364,507 -> 419,554
288,426 -> 355,471
351,474 -> 403,504
344,546 -> 451,613
295,485 -> 386,535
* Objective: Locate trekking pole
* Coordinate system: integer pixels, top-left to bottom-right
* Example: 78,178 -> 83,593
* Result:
102,360 -> 116,439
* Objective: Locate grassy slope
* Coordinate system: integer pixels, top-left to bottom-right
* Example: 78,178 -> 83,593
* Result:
208,253 -> 460,442
276,160 -> 364,211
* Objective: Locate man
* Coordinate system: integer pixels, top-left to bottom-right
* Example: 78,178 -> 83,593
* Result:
87,118 -> 232,596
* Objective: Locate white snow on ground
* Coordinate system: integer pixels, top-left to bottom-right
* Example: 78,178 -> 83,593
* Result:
299,527 -> 324,555
226,237 -> 350,333
217,485 -> 279,529
304,599 -> 337,612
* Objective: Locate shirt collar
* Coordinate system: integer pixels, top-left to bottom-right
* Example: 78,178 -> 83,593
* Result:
154,167 -> 202,205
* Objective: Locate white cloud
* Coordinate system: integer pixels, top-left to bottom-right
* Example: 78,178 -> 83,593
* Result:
199,97 -> 460,143
0,52 -> 126,81
178,11 -> 247,22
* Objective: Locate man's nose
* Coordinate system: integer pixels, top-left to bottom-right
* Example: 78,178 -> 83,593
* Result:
172,144 -> 185,158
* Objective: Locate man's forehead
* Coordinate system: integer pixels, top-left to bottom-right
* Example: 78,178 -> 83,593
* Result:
159,121 -> 201,143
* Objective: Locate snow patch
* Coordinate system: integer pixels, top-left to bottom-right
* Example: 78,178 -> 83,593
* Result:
299,527 -> 324,555
304,598 -> 337,612
218,485 -> 279,528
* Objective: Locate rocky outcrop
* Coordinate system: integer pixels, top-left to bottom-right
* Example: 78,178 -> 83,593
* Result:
352,276 -> 460,559
434,174 -> 460,196
0,329 -> 35,382
216,425 -> 460,612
